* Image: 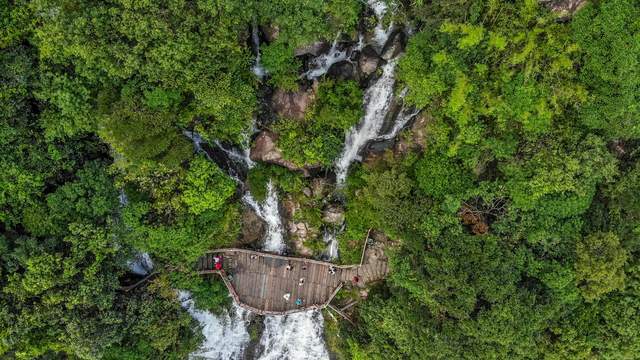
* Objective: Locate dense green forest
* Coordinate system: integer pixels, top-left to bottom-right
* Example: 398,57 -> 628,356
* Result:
1,0 -> 639,359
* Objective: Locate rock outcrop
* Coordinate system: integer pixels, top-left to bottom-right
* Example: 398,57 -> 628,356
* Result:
358,45 -> 382,77
270,84 -> 317,120
322,205 -> 345,225
250,131 -> 312,176
240,208 -> 266,246
294,41 -> 329,57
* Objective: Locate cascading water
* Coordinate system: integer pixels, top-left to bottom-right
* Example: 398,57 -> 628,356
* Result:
242,181 -> 285,254
180,2 -> 412,357
249,184 -> 330,360
303,36 -> 350,80
252,23 -> 267,80
128,252 -> 154,276
258,311 -> 329,360
335,59 -> 399,185
178,291 -> 252,359
368,0 -> 394,49
214,140 -> 256,170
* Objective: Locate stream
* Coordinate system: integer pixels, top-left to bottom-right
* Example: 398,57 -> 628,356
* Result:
180,2 -> 414,358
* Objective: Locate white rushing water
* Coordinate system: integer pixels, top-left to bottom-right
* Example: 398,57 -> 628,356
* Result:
214,140 -> 256,169
368,0 -> 394,49
250,183 -> 330,360
303,36 -> 350,80
258,311 -> 329,360
242,181 -> 286,254
252,23 -> 267,80
335,59 -> 399,185
128,252 -> 154,276
178,291 -> 252,360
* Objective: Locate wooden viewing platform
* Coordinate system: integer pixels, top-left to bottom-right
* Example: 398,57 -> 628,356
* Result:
195,246 -> 388,315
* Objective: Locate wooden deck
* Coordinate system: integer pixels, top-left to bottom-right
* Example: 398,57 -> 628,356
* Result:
196,247 -> 388,315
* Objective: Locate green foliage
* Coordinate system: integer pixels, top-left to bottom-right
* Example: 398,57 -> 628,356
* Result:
180,156 -> 236,215
572,0 -> 640,139
576,232 -> 628,302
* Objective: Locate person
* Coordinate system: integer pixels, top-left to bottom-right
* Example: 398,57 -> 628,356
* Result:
352,275 -> 359,284
215,262 -> 222,270
302,264 -> 307,271
283,293 -> 291,301
286,262 -> 293,271
328,266 -> 336,275
295,298 -> 303,306
250,254 -> 257,260
213,255 -> 222,270
298,277 -> 305,286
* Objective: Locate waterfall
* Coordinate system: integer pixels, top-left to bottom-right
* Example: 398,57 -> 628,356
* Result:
322,229 -> 339,261
128,252 -> 154,276
368,0 -> 394,50
335,59 -> 399,185
250,184 -> 330,360
214,140 -> 256,169
376,88 -> 419,141
303,36 -> 349,80
252,23 -> 266,80
178,291 -> 252,359
258,311 -> 329,360
184,130 -> 211,160
242,181 -> 286,254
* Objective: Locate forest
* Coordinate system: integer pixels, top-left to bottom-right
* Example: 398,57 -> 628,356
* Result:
1,0 -> 639,359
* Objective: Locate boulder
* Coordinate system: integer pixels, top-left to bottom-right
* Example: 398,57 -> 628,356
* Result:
358,46 -> 382,76
240,208 -> 266,245
380,30 -> 406,61
327,60 -> 356,81
294,41 -> 330,57
322,205 -> 345,225
270,84 -> 317,120
250,131 -> 311,176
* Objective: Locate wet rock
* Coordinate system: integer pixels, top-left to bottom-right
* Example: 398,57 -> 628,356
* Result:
294,41 -> 330,57
250,131 -> 311,176
393,112 -> 430,155
261,24 -> 280,42
327,60 -> 356,81
358,45 -> 382,76
322,205 -> 345,225
240,207 -> 266,245
270,84 -> 317,120
380,30 -> 406,61
539,0 -> 587,17
310,178 -> 327,198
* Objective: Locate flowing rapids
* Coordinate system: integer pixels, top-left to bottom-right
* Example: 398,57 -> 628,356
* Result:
303,36 -> 350,80
252,184 -> 330,360
178,291 -> 252,360
368,0 -> 393,49
258,311 -> 329,360
335,59 -> 399,185
251,23 -> 266,80
242,180 -> 286,254
128,252 -> 154,276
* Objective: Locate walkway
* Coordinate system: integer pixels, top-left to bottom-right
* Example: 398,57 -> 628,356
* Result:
196,247 -> 387,315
